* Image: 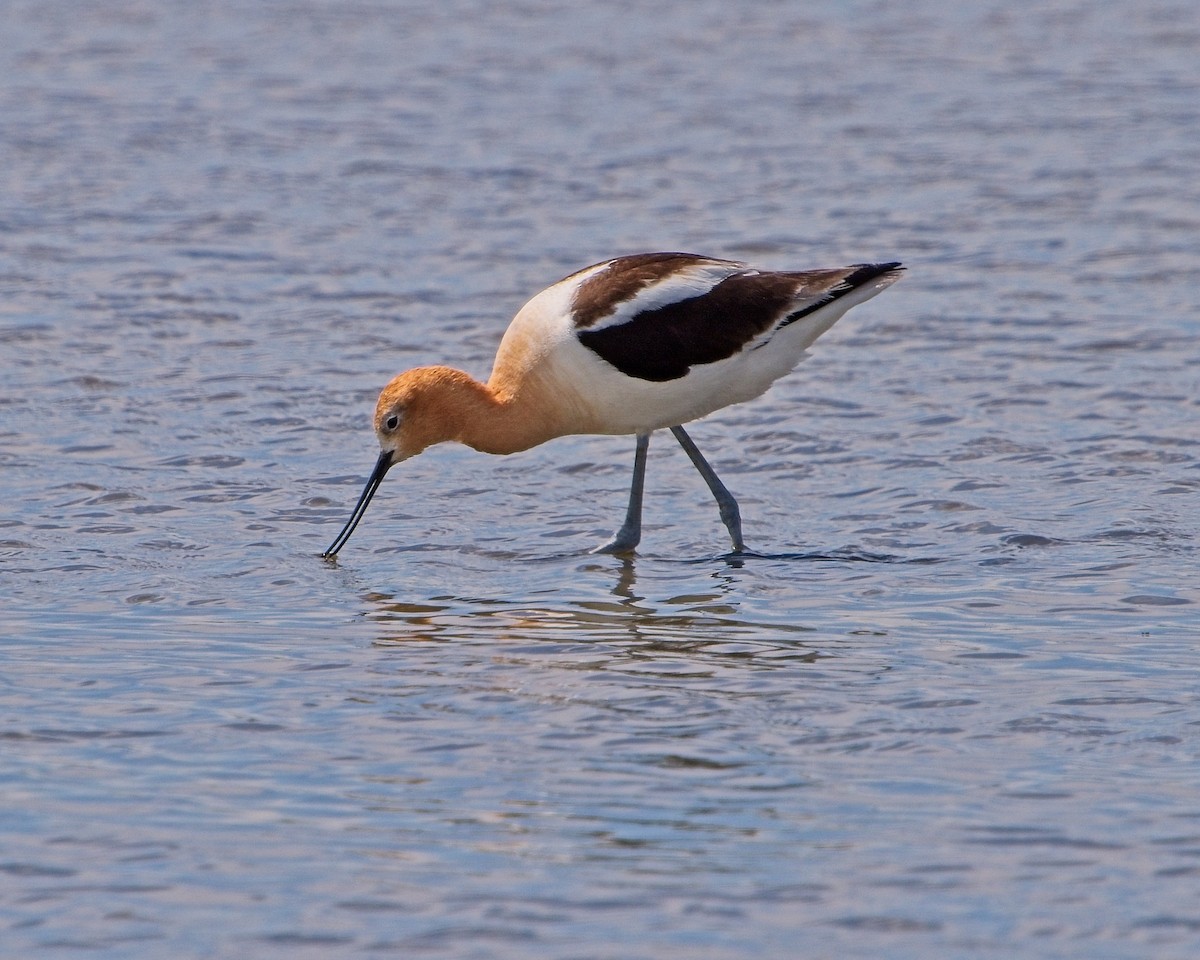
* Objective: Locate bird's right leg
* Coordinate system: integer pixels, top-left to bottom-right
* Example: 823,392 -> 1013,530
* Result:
593,432 -> 650,554
670,425 -> 746,553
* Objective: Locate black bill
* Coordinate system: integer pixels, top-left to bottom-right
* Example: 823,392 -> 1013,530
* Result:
322,449 -> 394,558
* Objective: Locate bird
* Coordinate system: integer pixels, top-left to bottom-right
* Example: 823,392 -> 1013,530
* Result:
322,252 -> 903,557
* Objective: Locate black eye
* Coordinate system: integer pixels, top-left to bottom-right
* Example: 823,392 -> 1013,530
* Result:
385,414 -> 400,431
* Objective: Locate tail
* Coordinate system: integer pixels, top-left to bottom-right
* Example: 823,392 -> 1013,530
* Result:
780,261 -> 904,329
774,261 -> 903,351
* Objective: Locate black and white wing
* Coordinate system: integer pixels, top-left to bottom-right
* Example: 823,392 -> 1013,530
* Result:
570,252 -> 903,382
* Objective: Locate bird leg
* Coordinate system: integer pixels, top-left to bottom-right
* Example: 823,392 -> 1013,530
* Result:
593,432 -> 650,554
670,425 -> 745,553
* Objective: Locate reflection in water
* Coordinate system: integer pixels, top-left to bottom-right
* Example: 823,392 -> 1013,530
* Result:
365,556 -> 824,666
362,548 -> 939,655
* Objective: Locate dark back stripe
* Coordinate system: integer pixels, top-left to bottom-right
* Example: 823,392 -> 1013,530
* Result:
577,260 -> 903,383
570,253 -> 740,330
577,271 -> 803,382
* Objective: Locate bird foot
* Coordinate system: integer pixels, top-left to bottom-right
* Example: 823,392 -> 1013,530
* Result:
591,531 -> 640,555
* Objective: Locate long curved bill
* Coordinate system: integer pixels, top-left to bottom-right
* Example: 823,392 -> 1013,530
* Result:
322,450 -> 394,558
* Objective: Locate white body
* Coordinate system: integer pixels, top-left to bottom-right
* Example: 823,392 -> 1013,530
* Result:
490,257 -> 900,436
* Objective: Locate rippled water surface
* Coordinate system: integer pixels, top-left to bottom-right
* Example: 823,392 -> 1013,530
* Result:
3,0 -> 1200,956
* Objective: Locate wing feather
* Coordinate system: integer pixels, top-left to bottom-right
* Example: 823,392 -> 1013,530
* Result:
574,256 -> 902,382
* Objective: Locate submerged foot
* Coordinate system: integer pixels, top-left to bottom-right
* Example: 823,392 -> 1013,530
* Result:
591,529 -> 640,555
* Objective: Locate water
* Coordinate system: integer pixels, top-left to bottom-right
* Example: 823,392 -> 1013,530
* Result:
3,0 -> 1199,956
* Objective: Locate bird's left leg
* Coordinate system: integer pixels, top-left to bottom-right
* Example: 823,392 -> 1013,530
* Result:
670,425 -> 745,552
593,432 -> 650,554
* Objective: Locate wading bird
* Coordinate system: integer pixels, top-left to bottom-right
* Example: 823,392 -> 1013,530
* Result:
323,252 -> 903,557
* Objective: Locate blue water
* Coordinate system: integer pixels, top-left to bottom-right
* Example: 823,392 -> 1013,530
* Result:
3,0 -> 1200,957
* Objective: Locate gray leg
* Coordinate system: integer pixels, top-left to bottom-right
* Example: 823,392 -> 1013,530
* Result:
670,425 -> 745,552
593,432 -> 650,554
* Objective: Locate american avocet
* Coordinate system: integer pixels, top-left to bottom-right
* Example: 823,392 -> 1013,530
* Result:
323,252 -> 903,557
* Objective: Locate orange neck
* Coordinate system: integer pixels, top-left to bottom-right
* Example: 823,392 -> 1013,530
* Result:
379,366 -> 566,457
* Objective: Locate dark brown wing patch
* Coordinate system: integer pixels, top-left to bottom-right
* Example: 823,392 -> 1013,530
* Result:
577,271 -> 801,381
576,261 -> 902,383
570,253 -> 740,330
